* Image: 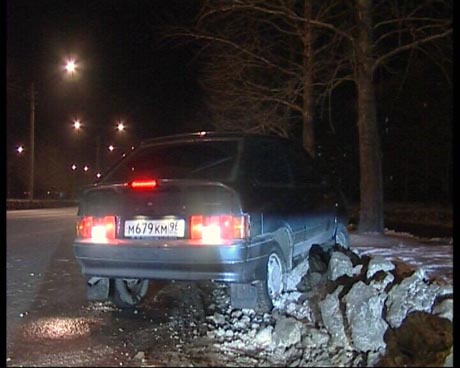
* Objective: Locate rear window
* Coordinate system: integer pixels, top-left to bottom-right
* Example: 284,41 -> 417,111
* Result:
101,140 -> 240,183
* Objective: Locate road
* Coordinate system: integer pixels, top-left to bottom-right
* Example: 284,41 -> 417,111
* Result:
6,208 -> 453,366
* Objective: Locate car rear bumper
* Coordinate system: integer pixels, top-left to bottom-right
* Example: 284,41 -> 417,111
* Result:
73,238 -> 268,283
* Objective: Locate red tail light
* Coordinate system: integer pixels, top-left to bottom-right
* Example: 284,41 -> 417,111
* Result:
129,179 -> 158,190
190,214 -> 249,242
77,216 -> 116,241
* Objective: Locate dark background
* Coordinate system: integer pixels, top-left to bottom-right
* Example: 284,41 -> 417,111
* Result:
6,0 -> 452,203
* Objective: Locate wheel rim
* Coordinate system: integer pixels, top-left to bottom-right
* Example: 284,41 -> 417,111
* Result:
336,229 -> 349,248
267,253 -> 283,299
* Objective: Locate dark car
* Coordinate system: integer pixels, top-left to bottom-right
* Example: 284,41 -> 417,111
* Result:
73,131 -> 349,312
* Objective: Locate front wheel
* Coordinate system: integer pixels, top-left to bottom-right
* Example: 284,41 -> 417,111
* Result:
111,278 -> 149,308
334,223 -> 350,249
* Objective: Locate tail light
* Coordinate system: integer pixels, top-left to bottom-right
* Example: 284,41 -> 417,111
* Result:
190,214 -> 249,243
129,179 -> 157,190
77,216 -> 116,242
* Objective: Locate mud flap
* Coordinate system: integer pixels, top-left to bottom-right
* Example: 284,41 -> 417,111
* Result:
86,277 -> 110,301
230,283 -> 258,309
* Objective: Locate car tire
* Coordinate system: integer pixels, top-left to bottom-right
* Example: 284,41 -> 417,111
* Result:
334,223 -> 350,249
111,278 -> 149,308
255,250 -> 286,313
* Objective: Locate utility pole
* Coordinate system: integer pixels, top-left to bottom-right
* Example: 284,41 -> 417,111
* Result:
29,83 -> 35,201
96,134 -> 102,174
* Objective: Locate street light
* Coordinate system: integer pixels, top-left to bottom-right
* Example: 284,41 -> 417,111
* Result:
17,145 -> 24,154
117,122 -> 125,132
65,59 -> 78,76
73,119 -> 82,131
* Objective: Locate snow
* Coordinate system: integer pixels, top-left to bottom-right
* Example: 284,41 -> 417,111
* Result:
351,230 -> 453,283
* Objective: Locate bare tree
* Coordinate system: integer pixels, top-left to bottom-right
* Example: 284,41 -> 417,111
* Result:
167,0 -> 350,157
344,0 -> 451,232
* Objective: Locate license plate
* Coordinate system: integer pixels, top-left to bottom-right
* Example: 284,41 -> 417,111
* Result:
124,219 -> 185,238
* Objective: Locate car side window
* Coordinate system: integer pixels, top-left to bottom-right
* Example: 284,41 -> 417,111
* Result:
247,141 -> 290,185
285,144 -> 321,186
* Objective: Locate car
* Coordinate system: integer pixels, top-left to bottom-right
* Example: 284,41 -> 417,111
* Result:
73,131 -> 349,312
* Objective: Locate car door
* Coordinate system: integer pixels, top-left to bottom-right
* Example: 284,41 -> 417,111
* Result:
240,139 -> 304,243
284,143 -> 337,257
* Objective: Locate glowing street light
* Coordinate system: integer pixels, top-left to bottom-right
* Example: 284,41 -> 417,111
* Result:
17,145 -> 24,154
65,59 -> 77,75
116,122 -> 125,132
71,164 -> 77,171
108,145 -> 115,151
73,119 -> 82,130
83,165 -> 89,172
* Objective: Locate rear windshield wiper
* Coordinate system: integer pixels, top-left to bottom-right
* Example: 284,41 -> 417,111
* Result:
189,156 -> 233,176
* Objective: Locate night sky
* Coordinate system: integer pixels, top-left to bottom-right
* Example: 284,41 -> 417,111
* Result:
7,0 -> 202,149
7,0 -> 207,195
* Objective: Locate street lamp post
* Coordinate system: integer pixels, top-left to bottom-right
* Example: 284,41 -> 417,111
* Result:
29,83 -> 35,200
27,58 -> 78,201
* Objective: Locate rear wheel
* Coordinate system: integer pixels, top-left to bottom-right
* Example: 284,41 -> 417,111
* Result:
111,278 -> 149,308
256,251 -> 286,313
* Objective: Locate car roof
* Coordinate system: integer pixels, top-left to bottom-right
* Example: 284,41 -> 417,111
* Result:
139,131 -> 292,147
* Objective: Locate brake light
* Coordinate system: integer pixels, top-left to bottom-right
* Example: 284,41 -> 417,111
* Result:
129,179 -> 158,190
77,216 -> 116,241
190,215 -> 248,242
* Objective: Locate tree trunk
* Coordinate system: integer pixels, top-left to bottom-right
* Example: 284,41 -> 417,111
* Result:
355,0 -> 384,233
302,1 -> 315,158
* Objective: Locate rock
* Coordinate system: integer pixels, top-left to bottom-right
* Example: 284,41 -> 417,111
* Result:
273,291 -> 302,310
369,272 -> 394,293
305,271 -> 323,289
330,347 -> 355,366
366,256 -> 395,279
272,317 -> 303,349
327,252 -> 361,281
302,327 -> 329,347
208,312 -> 226,326
318,285 -> 351,348
214,328 -> 226,338
231,310 -> 243,319
286,258 -> 310,291
286,299 -> 315,322
444,346 -> 453,367
242,308 -> 256,317
234,320 -> 247,330
432,299 -> 453,322
133,351 -> 145,360
344,281 -> 388,352
366,349 -> 385,367
254,326 -> 273,347
377,311 -> 453,367
308,245 -> 331,273
385,268 -> 446,328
